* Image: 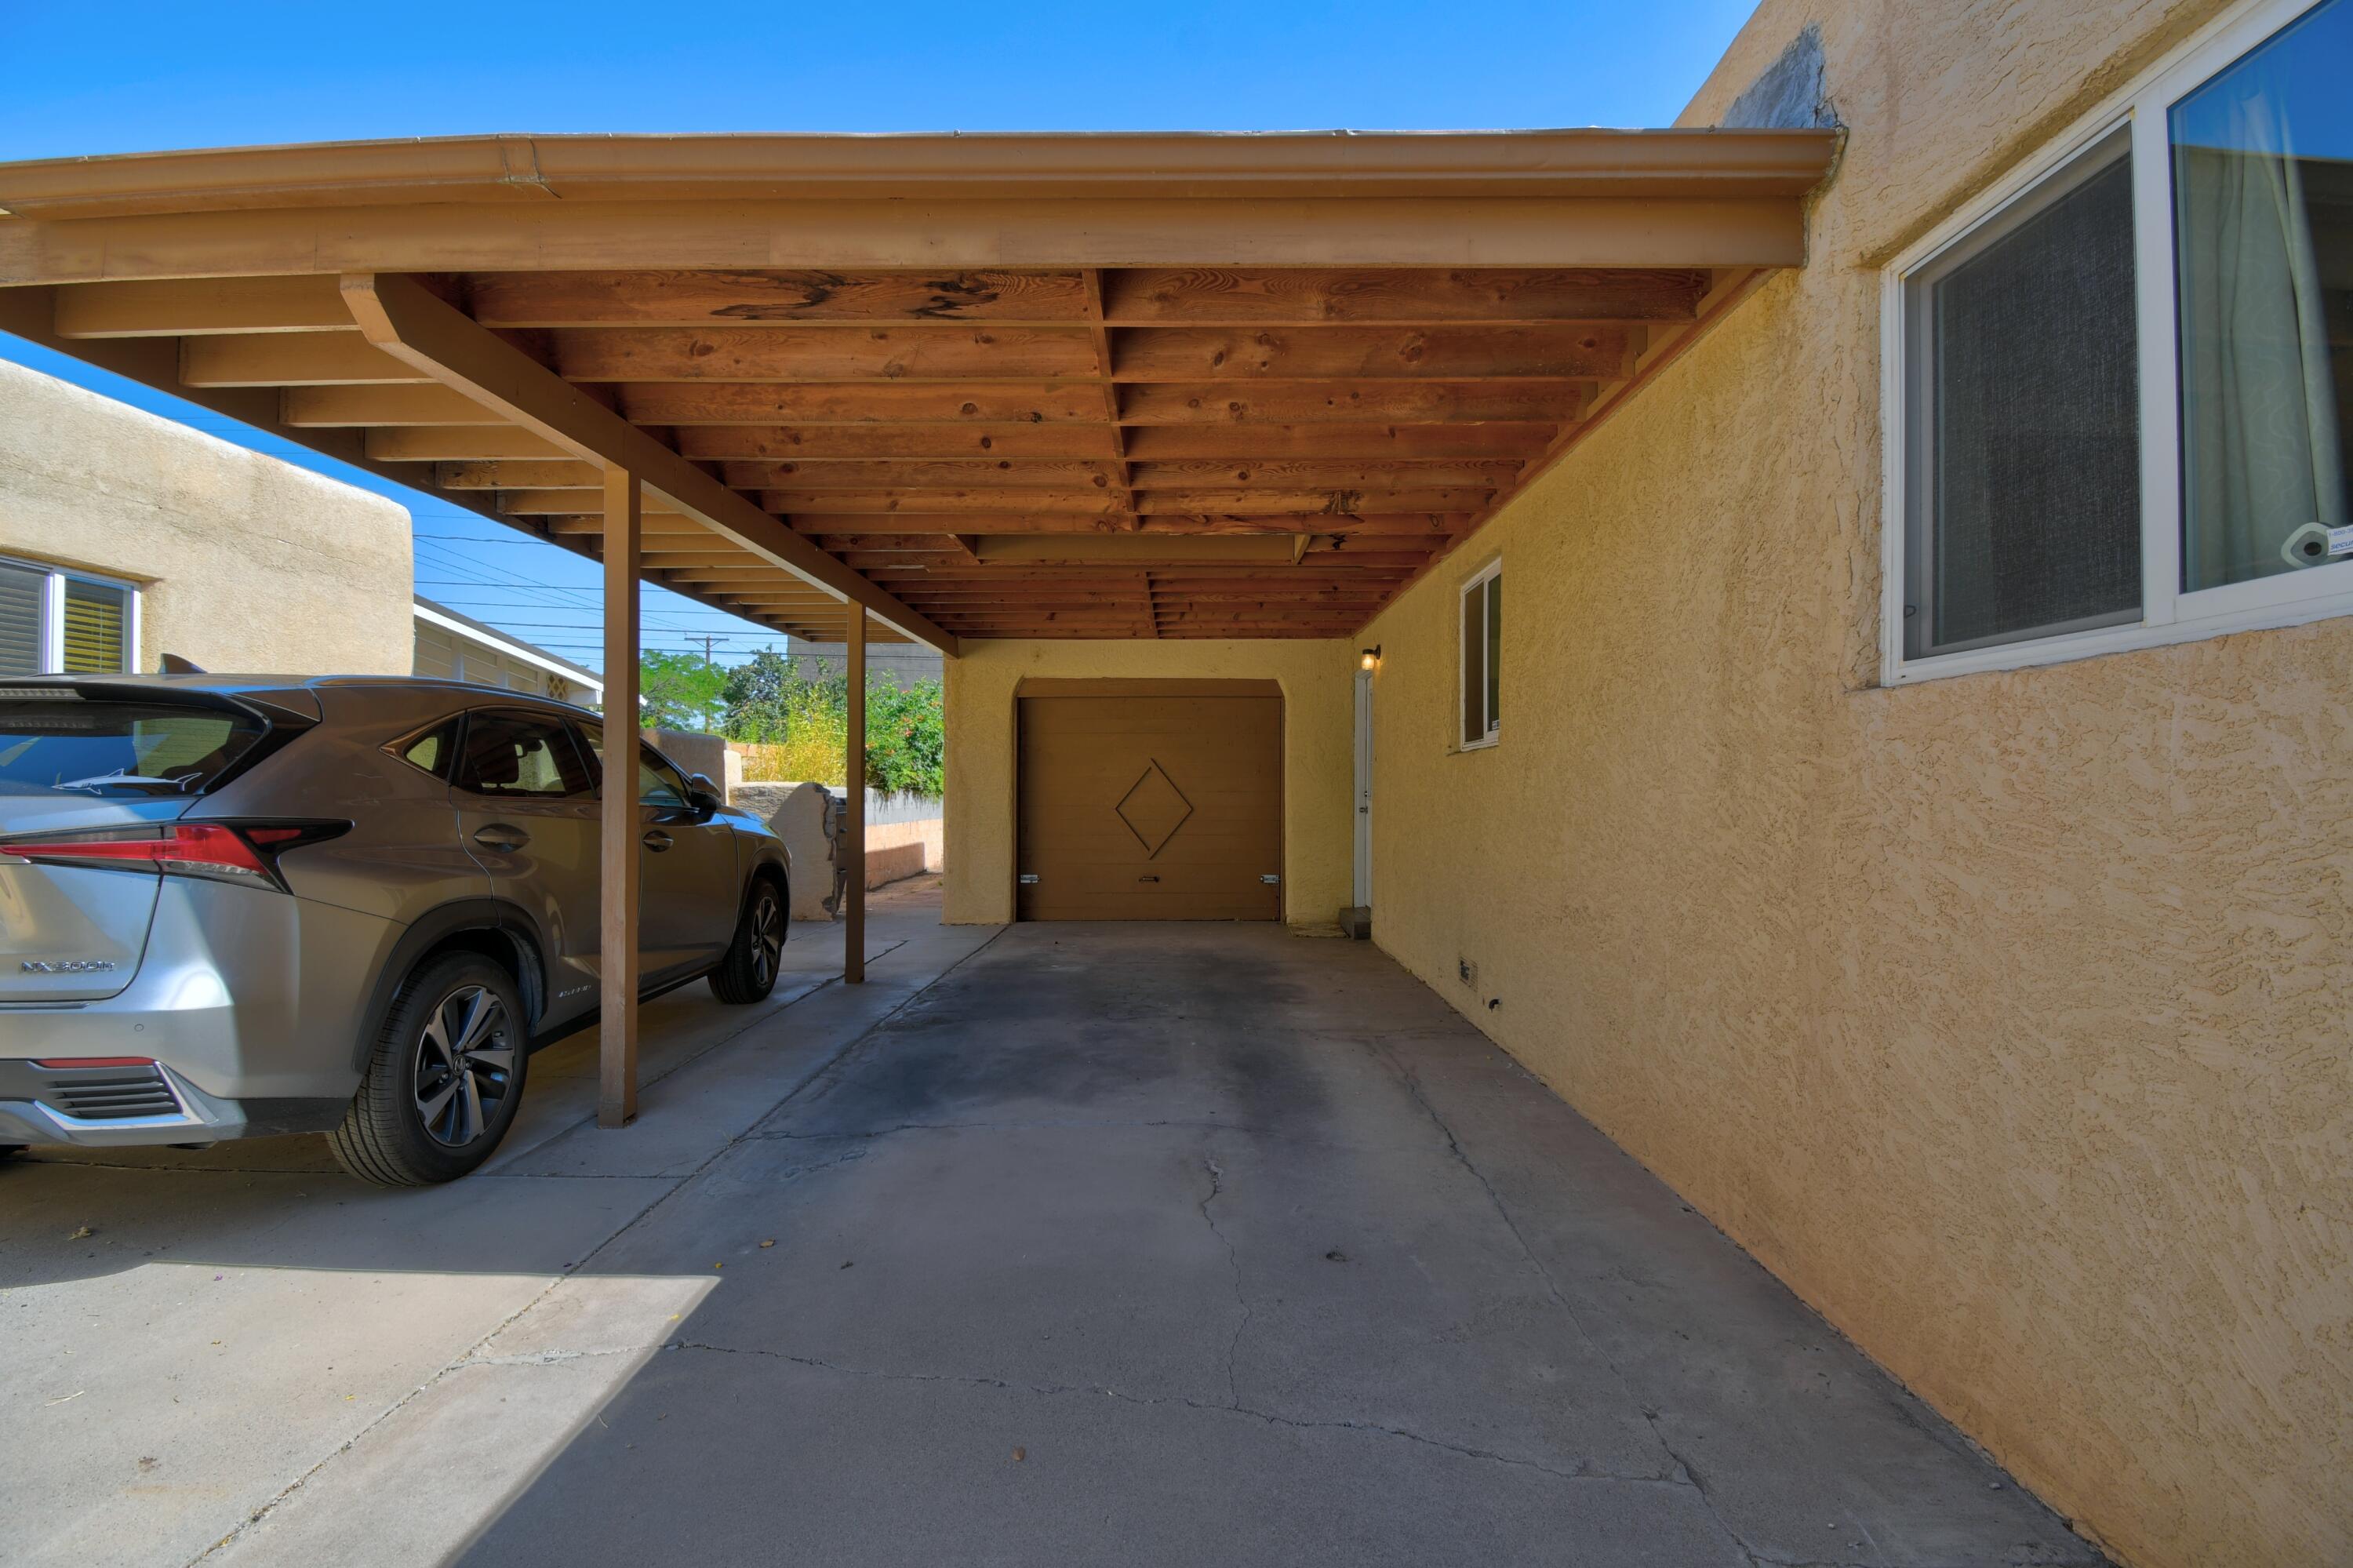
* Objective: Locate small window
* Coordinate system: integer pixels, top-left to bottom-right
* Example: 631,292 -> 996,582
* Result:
1458,561 -> 1501,749
454,711 -> 592,799
388,718 -> 460,781
0,557 -> 136,676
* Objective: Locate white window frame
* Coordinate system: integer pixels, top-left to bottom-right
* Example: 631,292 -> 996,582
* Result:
1457,557 -> 1502,751
2,554 -> 140,675
1880,0 -> 2353,685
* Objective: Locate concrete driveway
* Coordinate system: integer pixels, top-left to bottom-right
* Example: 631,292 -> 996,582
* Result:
2,888 -> 2104,1567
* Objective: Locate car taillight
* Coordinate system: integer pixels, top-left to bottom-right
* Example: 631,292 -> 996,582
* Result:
0,820 -> 349,890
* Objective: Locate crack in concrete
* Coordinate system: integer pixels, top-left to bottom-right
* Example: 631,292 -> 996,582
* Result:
1196,1156 -> 1250,1408
1356,1036 -> 1771,1560
664,1340 -> 1677,1489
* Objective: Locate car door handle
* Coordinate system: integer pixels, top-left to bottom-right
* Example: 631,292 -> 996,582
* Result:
472,824 -> 529,852
642,830 -> 674,852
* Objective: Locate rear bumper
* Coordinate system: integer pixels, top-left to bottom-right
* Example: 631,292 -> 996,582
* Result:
0,880 -> 404,1144
0,1058 -> 346,1147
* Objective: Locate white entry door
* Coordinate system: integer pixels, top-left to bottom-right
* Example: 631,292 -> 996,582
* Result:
1352,668 -> 1373,908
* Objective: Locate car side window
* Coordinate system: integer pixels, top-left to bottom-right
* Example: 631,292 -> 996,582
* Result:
455,711 -> 593,799
574,722 -> 696,809
387,715 -> 462,780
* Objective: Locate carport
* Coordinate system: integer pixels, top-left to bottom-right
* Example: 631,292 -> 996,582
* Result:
0,128 -> 1832,1126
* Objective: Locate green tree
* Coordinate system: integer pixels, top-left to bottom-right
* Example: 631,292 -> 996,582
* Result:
638,649 -> 727,731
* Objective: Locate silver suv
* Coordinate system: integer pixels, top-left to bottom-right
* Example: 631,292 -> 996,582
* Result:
0,675 -> 788,1184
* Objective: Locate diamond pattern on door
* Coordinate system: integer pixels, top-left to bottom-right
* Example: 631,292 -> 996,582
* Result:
1115,759 -> 1193,858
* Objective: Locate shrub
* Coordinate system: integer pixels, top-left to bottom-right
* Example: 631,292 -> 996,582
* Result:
720,650 -> 943,796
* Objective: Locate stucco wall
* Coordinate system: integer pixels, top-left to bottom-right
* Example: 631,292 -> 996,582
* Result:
1358,3 -> 2349,1566
942,639 -> 1355,927
0,358 -> 412,675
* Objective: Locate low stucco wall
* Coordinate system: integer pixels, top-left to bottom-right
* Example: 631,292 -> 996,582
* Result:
942,639 -> 1355,927
1355,2 -> 2350,1566
0,358 -> 412,675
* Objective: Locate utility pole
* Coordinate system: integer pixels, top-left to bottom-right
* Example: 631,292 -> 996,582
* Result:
687,631 -> 729,731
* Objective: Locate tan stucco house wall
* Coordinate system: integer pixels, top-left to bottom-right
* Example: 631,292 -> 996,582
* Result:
0,358 -> 412,675
943,638 -> 1355,929
1346,3 -> 2350,1566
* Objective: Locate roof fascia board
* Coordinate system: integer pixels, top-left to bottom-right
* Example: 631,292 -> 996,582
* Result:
0,196 -> 1806,286
0,129 -> 1838,219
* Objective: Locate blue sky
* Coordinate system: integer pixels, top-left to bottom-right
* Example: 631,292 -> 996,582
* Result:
0,0 -> 1754,671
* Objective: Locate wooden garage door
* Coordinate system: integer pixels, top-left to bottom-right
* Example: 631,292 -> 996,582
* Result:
1017,680 -> 1282,921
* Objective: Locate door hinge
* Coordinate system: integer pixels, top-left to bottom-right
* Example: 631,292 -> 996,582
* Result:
1018,873 -> 1039,885
1260,874 -> 1282,884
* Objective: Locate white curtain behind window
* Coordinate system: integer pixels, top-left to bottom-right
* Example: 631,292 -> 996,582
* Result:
2175,42 -> 2347,588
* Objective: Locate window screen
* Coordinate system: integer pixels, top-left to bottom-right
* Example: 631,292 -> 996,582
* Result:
0,562 -> 42,675
1907,134 -> 2142,657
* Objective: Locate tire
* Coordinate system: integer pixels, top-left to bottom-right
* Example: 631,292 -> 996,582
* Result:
708,874 -> 787,1005
329,952 -> 529,1186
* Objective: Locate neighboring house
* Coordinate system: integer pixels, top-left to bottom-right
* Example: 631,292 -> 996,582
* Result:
0,358 -> 411,675
413,595 -> 603,707
786,638 -> 941,689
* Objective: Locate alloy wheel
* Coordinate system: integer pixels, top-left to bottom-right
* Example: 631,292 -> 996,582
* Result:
411,984 -> 516,1148
751,890 -> 784,988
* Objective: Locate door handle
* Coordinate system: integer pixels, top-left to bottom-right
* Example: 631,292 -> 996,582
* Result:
472,824 -> 529,851
642,829 -> 674,852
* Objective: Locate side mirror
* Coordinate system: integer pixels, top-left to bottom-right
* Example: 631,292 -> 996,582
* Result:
686,774 -> 724,817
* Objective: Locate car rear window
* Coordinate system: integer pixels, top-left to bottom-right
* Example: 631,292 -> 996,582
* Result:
0,700 -> 270,798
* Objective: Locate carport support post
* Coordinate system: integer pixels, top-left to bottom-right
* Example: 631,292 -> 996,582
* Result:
845,608 -> 867,984
598,466 -> 642,1127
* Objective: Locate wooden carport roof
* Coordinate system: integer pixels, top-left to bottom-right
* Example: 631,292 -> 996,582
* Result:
0,130 -> 1835,650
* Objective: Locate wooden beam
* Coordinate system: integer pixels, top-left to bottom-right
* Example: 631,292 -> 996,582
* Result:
785,511 -> 1464,537
53,275 -> 352,337
725,460 -> 1118,491
280,384 -> 511,426
972,536 -> 1300,566
1111,325 -> 1628,381
620,382 -> 1107,427
757,489 -> 1123,516
471,269 -> 1093,327
1127,461 -> 1519,489
844,609 -> 867,987
436,459 -> 606,490
499,488 -> 687,515
598,466 -> 642,1130
365,425 -> 571,461
1099,267 -> 1710,325
1118,382 -> 1580,425
179,331 -> 431,387
1121,424 -> 1555,460
338,273 -> 956,655
675,424 -> 1119,461
551,325 -> 1100,383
